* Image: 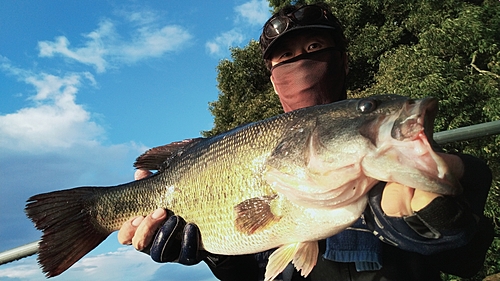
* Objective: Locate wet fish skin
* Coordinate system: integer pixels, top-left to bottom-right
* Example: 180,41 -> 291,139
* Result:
25,95 -> 460,281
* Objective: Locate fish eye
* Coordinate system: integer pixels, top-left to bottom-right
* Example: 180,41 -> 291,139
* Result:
357,98 -> 378,113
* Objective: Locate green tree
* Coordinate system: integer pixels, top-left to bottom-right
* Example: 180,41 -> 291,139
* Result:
202,41 -> 281,137
205,0 -> 500,279
350,1 -> 500,278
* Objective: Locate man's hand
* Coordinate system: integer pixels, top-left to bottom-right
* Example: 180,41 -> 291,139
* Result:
381,152 -> 464,217
117,208 -> 167,250
134,169 -> 153,182
117,169 -> 205,265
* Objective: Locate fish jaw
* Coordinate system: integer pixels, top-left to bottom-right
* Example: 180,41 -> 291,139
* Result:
362,97 -> 461,195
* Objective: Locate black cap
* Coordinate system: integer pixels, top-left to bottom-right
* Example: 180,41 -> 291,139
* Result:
259,4 -> 345,60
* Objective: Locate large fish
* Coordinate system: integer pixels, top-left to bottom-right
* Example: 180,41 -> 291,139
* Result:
25,95 -> 460,281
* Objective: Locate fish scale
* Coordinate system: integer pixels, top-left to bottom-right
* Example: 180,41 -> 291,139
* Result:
25,95 -> 460,281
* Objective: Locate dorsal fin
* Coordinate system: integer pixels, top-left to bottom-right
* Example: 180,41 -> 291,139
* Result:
134,138 -> 204,171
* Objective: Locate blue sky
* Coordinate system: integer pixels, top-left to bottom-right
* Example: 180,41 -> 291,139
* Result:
0,1 -> 271,280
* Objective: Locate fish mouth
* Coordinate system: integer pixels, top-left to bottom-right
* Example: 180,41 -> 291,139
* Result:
388,97 -> 461,195
391,97 -> 438,142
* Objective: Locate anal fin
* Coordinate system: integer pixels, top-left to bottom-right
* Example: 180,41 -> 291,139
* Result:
265,241 -> 319,281
291,241 -> 319,277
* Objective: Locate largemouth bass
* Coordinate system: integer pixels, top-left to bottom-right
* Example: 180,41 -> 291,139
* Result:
25,95 -> 461,281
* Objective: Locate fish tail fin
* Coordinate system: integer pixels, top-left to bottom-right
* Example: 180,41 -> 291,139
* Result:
25,187 -> 110,277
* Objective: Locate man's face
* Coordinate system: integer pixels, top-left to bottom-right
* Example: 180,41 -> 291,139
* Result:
268,29 -> 347,112
269,29 -> 336,66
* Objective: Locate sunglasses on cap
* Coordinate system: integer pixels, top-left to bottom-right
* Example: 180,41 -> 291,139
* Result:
263,5 -> 334,40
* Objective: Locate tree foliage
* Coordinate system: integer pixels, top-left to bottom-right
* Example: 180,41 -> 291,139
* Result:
202,41 -> 281,136
206,0 -> 500,279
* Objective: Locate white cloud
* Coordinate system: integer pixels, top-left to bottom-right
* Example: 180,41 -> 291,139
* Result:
0,6 -> 215,281
38,20 -> 112,73
0,263 -> 40,279
205,29 -> 244,56
0,55 -> 149,265
235,0 -> 271,25
205,0 -> 271,57
38,11 -> 192,73
0,246 -> 218,281
123,10 -> 159,25
68,247 -> 164,279
119,25 -> 192,63
0,62 -> 102,152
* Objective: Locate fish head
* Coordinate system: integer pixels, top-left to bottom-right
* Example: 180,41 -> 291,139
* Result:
353,95 -> 462,196
265,95 -> 460,210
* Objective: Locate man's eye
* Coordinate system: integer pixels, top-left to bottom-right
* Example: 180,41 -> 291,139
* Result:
279,52 -> 293,60
307,43 -> 322,51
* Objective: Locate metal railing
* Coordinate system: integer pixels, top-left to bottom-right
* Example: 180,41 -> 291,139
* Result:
434,120 -> 500,144
0,241 -> 39,265
1,119 -> 499,266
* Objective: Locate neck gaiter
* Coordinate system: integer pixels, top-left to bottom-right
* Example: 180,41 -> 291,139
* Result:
271,47 -> 346,112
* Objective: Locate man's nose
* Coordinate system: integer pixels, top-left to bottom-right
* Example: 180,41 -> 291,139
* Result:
290,47 -> 308,59
297,47 -> 308,55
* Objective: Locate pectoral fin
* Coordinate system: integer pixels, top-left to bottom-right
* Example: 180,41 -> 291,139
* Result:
265,241 -> 319,281
234,195 -> 281,235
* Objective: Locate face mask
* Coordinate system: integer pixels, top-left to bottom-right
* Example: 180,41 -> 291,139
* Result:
270,47 -> 346,112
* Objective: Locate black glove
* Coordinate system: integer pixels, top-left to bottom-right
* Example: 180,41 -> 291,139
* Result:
145,214 -> 203,264
145,214 -> 260,281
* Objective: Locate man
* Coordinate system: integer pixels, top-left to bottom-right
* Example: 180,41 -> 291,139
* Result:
118,3 -> 493,280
